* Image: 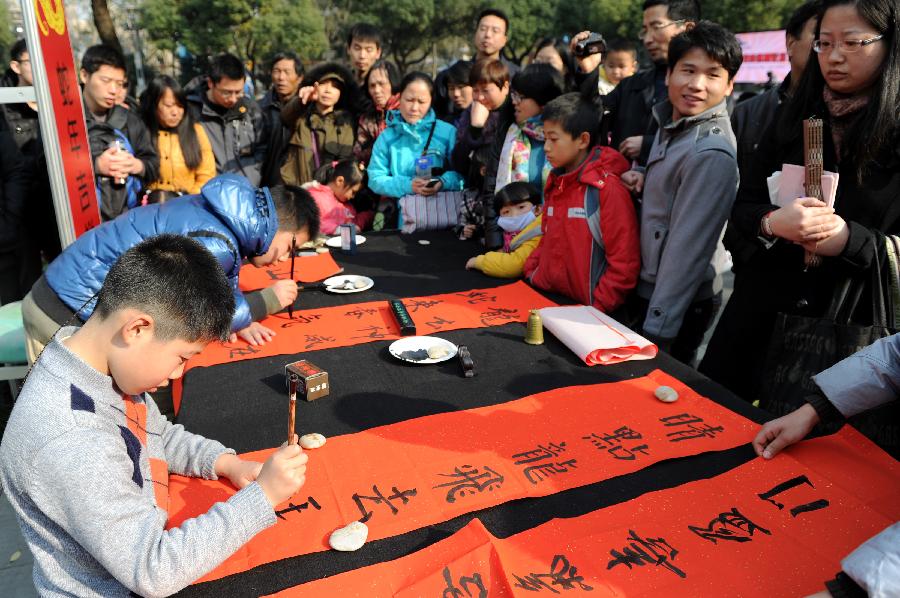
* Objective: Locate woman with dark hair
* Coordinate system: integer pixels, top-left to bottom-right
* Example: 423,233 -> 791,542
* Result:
280,62 -> 362,186
138,75 -> 215,199
532,37 -> 577,91
368,72 -> 463,231
701,0 -> 900,415
353,59 -> 401,165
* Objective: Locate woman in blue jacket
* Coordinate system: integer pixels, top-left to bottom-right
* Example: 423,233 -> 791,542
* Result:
22,174 -> 320,362
367,72 -> 463,230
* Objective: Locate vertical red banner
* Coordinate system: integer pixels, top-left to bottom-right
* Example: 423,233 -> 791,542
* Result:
33,0 -> 99,236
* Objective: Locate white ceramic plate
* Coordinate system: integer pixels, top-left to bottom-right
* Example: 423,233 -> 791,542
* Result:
325,234 -> 367,248
389,336 -> 458,364
322,275 -> 374,294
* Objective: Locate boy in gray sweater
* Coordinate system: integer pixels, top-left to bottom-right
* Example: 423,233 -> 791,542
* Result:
0,235 -> 308,597
621,21 -> 743,365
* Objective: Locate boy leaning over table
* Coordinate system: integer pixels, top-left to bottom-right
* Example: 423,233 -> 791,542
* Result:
755,333 -> 900,598
21,174 -> 321,365
0,235 -> 309,597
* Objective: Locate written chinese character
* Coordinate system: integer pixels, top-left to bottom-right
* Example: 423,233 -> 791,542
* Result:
582,427 -> 650,461
345,307 -> 380,320
607,530 -> 685,578
406,299 -> 442,312
66,119 -> 82,153
433,465 -> 504,503
425,315 -> 456,329
229,344 -> 260,359
758,476 -> 830,517
352,485 -> 417,523
304,334 -> 336,350
56,63 -> 73,106
281,313 -> 323,328
480,307 -> 519,326
275,496 -> 322,520
512,554 -> 593,593
456,291 -> 497,304
659,413 -> 724,442
353,325 -> 390,340
512,442 -> 577,485
688,507 -> 771,544
442,566 -> 487,598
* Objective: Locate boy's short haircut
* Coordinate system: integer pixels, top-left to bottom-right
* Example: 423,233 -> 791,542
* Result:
542,92 -> 601,147
476,8 -> 510,34
667,21 -> 744,80
494,181 -> 542,212
469,58 -> 509,88
347,23 -> 382,49
785,0 -> 821,38
606,38 -> 638,59
209,53 -> 245,83
270,51 -> 304,77
445,61 -> 473,87
81,44 -> 126,75
10,39 -> 27,62
270,185 -> 321,239
93,234 -> 235,342
641,0 -> 701,21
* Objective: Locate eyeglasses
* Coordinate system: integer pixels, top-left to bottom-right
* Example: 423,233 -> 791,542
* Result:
638,20 -> 686,40
510,90 -> 523,103
214,88 -> 244,99
813,35 -> 883,53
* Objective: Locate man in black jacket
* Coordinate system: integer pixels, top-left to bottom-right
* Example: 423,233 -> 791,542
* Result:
0,119 -> 28,303
80,45 -> 159,221
259,52 -> 303,186
187,53 -> 268,187
1,39 -> 59,294
572,0 -> 699,165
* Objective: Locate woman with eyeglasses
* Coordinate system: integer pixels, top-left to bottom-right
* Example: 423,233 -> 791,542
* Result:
701,0 -> 900,438
139,76 -> 216,202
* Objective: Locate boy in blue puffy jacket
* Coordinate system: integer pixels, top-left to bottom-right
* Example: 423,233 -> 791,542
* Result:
21,174 -> 320,363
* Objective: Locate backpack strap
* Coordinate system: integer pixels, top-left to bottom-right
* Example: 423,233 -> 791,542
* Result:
421,121 -> 437,156
187,230 -> 240,277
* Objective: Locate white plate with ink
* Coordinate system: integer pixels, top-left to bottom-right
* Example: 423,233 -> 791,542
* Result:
389,336 -> 458,364
325,235 -> 367,248
322,275 -> 374,294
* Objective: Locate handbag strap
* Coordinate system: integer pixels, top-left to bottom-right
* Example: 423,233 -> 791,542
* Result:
421,121 -> 437,156
829,243 -> 889,327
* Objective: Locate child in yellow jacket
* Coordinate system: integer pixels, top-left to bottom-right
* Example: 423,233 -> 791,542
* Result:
466,182 -> 542,278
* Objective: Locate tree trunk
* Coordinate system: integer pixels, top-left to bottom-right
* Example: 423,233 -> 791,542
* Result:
91,0 -> 123,54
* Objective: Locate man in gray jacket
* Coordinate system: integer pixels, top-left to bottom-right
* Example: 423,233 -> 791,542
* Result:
188,53 -> 268,186
621,22 -> 742,365
754,332 -> 900,598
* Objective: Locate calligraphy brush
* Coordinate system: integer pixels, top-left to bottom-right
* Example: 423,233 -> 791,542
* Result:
288,235 -> 296,319
287,374 -> 299,445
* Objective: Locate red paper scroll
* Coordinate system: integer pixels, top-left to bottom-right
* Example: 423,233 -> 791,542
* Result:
269,427 -> 900,597
238,253 -> 343,291
184,281 -> 557,372
168,371 -> 757,583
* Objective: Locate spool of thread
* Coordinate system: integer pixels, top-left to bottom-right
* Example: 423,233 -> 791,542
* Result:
525,309 -> 544,345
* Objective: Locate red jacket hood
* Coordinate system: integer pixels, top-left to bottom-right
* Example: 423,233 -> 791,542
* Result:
548,146 -> 630,191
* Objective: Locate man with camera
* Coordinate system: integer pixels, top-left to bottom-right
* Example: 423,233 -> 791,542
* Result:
572,0 -> 700,165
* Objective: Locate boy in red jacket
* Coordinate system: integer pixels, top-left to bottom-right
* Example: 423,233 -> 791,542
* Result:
524,93 -> 639,313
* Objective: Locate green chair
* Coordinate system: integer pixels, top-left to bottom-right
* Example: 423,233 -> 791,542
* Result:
0,301 -> 29,397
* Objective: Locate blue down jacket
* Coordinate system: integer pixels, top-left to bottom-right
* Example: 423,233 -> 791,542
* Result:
45,174 -> 277,332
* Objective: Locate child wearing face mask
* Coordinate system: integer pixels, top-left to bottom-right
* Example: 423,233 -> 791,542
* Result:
465,182 -> 542,278
304,159 -> 371,235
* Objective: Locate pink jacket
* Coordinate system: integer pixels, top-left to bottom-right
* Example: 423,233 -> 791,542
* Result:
305,182 -> 357,235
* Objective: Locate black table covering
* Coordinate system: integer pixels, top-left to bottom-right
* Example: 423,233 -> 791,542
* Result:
174,231 -> 767,597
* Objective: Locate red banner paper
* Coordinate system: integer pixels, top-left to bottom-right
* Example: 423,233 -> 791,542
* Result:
32,0 -> 100,236
238,253 -> 343,291
168,371 -> 757,583
184,281 -> 557,373
269,427 -> 900,597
